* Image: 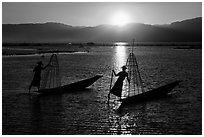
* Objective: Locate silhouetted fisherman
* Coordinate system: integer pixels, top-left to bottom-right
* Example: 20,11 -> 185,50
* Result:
110,66 -> 130,98
29,61 -> 49,93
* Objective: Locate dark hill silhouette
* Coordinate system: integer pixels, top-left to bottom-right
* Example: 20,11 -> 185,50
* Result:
2,17 -> 201,43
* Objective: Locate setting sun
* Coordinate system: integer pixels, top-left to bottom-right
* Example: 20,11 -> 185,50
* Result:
111,11 -> 131,26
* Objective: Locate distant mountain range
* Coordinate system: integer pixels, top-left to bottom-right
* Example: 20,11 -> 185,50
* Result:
2,17 -> 202,43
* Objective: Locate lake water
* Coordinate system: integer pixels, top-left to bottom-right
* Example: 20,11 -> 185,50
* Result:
2,45 -> 202,134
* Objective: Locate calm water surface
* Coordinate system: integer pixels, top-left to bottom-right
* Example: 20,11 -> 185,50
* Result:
2,46 -> 202,134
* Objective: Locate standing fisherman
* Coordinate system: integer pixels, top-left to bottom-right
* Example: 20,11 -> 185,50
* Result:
29,61 -> 49,93
110,66 -> 130,98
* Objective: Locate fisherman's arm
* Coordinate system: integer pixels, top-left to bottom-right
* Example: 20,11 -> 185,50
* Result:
127,75 -> 130,83
43,58 -> 53,69
42,63 -> 50,70
112,70 -> 118,76
113,70 -> 121,76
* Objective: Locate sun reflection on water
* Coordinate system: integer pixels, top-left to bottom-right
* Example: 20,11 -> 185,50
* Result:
115,45 -> 128,71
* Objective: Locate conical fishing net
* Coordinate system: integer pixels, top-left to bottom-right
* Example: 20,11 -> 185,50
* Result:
125,47 -> 144,97
40,54 -> 61,89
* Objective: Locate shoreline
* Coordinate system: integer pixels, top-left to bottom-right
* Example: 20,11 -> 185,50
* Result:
2,51 -> 89,57
2,42 -> 201,56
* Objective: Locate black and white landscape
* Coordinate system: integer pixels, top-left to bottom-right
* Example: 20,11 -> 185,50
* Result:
2,2 -> 202,135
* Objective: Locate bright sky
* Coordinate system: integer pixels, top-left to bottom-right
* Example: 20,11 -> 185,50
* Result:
2,2 -> 202,26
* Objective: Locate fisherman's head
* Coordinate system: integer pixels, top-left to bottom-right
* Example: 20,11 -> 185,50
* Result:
121,66 -> 127,71
37,61 -> 43,66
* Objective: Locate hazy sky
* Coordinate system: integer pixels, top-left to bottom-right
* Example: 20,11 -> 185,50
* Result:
2,2 -> 202,26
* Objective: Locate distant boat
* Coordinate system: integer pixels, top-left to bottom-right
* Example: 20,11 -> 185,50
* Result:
34,74 -> 103,94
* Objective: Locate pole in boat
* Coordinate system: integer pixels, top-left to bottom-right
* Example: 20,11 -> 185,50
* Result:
132,39 -> 134,53
107,65 -> 114,104
126,39 -> 145,97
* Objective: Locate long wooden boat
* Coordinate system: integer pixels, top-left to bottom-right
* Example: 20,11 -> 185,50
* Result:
35,74 -> 103,94
120,80 -> 181,105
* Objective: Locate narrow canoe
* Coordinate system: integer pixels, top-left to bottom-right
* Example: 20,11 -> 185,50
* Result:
120,80 -> 181,105
35,74 -> 103,94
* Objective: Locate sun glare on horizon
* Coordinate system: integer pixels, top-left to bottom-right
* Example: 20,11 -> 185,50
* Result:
111,11 -> 131,27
